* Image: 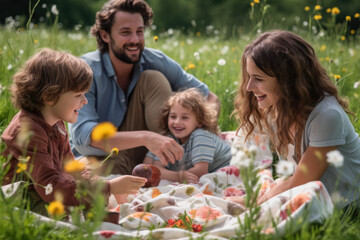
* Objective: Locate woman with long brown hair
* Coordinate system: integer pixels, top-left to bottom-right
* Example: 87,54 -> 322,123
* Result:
233,30 -> 360,210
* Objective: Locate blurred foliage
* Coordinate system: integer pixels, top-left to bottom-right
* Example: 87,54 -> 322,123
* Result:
1,0 -> 359,35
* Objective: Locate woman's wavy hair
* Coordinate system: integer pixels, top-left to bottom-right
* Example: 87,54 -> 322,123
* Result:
91,0 -> 153,53
160,88 -> 219,136
11,48 -> 92,113
233,30 -> 349,157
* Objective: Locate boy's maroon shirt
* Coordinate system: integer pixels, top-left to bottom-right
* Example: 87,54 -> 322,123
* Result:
1,110 -> 110,206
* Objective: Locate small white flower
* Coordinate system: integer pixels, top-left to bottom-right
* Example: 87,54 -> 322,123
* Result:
42,3 -> 47,8
217,58 -> 226,66
193,51 -> 200,60
45,183 -> 53,195
331,191 -> 345,204
248,145 -> 258,154
186,38 -> 193,45
230,150 -> 251,168
354,81 -> 360,89
51,5 -> 59,15
220,45 -> 229,55
167,28 -> 174,35
19,49 -> 24,55
230,146 -> 238,155
7,64 -> 12,70
326,150 -> 344,167
276,161 -> 295,177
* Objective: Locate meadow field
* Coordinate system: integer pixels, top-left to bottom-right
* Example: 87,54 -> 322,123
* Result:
0,1 -> 360,239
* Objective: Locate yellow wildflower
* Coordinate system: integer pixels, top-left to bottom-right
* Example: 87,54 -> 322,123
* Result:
334,75 -> 341,80
340,36 -> 346,41
325,57 -> 330,61
320,45 -> 326,51
326,8 -> 331,13
188,63 -> 195,69
47,201 -> 65,217
350,30 -> 356,35
64,160 -> 85,173
346,16 -> 351,21
87,211 -> 94,220
153,36 -> 158,42
16,163 -> 27,173
111,147 -> 119,156
196,32 -> 201,37
34,39 -> 39,44
91,122 -> 117,141
314,15 -> 322,21
304,6 -> 310,12
354,93 -> 359,99
251,2 -> 254,6
314,5 -> 321,11
331,7 -> 340,15
254,0 -> 260,3
355,13 -> 360,18
341,67 -> 347,73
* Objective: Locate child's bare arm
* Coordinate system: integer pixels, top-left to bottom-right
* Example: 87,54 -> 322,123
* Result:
186,162 -> 209,178
109,175 -> 146,195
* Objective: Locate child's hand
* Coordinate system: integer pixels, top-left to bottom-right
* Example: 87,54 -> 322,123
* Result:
179,171 -> 199,184
109,175 -> 147,195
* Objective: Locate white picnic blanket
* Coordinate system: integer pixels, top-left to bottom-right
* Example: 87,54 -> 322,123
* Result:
94,169 -> 333,239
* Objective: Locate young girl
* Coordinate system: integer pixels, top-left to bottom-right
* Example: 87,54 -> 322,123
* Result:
144,88 -> 231,183
232,30 -> 360,209
1,48 -> 146,216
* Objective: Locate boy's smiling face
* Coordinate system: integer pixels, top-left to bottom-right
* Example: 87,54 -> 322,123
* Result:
42,91 -> 88,126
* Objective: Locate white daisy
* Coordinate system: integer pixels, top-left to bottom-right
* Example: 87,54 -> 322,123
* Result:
276,161 -> 295,177
217,58 -> 226,66
51,5 -> 59,15
354,81 -> 360,89
45,183 -> 53,195
230,150 -> 251,168
326,150 -> 344,167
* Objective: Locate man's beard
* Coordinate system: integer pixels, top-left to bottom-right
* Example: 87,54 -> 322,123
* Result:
110,37 -> 143,64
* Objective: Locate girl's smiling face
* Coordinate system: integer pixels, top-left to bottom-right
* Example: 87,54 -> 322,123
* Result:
245,57 -> 279,109
168,103 -> 201,144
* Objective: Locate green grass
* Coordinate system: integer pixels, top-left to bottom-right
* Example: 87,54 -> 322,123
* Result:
1,1 -> 360,239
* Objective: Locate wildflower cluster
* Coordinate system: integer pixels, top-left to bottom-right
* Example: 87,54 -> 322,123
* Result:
304,4 -> 359,40
230,136 -> 258,169
165,212 -> 203,233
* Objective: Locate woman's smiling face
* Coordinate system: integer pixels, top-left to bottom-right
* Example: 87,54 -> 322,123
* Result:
245,57 -> 279,109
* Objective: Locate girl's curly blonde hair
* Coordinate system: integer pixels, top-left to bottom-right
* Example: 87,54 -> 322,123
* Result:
160,88 -> 219,135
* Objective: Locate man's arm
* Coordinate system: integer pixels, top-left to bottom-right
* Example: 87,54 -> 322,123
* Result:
91,130 -> 184,166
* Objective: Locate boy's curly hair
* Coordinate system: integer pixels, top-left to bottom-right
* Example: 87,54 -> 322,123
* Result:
11,48 -> 93,113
